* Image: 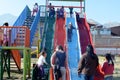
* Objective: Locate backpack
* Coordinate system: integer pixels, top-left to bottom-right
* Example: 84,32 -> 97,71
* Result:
54,52 -> 62,79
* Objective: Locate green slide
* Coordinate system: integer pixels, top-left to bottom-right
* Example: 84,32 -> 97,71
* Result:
32,17 -> 55,80
44,17 -> 55,64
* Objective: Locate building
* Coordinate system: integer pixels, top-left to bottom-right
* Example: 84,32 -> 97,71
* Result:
88,19 -> 120,55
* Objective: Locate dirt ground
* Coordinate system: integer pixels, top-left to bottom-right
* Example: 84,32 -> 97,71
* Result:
3,55 -> 120,80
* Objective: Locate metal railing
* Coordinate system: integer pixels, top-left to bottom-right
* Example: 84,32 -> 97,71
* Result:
13,6 -> 30,26
74,12 -> 82,58
40,5 -> 48,50
11,6 -> 30,44
30,7 -> 40,46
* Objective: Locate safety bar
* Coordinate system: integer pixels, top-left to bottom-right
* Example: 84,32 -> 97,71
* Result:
0,26 -> 30,47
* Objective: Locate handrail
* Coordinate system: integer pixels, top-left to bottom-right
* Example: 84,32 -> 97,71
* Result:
13,6 -> 30,26
84,13 -> 94,45
11,6 -> 30,44
40,7 -> 48,50
30,7 -> 40,46
40,5 -> 84,8
74,12 -> 82,58
25,27 -> 30,47
64,12 -> 70,80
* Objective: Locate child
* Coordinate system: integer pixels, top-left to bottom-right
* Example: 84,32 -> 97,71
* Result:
102,53 -> 114,80
3,22 -> 10,46
67,22 -> 76,42
36,51 -> 48,79
69,7 -> 73,17
32,3 -> 38,16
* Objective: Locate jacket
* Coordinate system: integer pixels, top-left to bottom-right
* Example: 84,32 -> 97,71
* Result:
78,53 -> 99,76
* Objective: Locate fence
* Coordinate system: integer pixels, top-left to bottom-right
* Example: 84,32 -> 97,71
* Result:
94,35 -> 120,48
96,48 -> 120,55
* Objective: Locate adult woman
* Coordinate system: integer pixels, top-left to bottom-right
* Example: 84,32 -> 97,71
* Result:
78,44 -> 99,80
51,45 -> 66,80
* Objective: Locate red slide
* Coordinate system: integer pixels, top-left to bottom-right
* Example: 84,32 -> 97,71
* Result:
11,44 -> 21,71
77,13 -> 104,80
54,18 -> 66,49
50,16 -> 70,80
77,14 -> 93,54
11,49 -> 21,71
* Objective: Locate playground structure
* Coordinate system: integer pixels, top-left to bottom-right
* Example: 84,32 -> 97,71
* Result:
0,26 -> 31,80
39,0 -> 103,79
0,0 -> 104,80
0,5 -> 40,80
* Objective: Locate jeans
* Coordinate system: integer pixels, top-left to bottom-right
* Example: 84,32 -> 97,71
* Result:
104,76 -> 113,80
79,74 -> 94,80
60,67 -> 66,80
53,67 -> 66,80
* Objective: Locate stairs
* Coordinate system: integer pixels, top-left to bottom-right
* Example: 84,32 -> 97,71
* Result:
10,58 -> 21,72
10,11 -> 34,71
23,11 -> 35,29
10,8 -> 40,71
23,16 -> 34,28
15,11 -> 34,46
40,17 -> 45,22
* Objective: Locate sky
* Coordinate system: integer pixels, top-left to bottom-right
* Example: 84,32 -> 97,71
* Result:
0,0 -> 120,24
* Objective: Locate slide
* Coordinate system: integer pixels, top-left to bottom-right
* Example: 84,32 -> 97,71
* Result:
53,18 -> 66,49
76,13 -> 93,54
66,13 -> 81,80
76,13 -> 104,80
35,16 -> 55,79
11,49 -> 21,71
44,17 -> 55,64
50,15 -> 70,80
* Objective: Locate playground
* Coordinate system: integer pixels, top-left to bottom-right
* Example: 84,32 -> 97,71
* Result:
0,0 -> 120,80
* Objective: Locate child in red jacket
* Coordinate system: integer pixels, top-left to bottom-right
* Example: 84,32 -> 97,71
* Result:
102,53 -> 114,80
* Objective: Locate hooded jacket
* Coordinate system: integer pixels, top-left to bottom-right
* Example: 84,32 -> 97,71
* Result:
78,52 -> 99,76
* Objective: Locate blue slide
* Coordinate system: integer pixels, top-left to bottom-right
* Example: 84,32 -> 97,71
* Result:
66,13 -> 82,80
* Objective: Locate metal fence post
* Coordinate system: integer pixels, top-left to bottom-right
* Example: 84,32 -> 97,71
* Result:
0,47 -> 3,80
7,50 -> 11,78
